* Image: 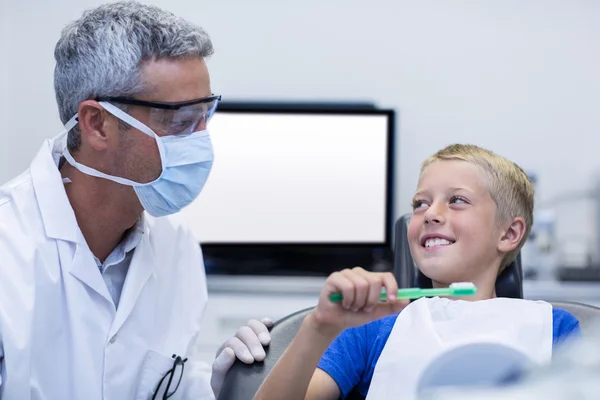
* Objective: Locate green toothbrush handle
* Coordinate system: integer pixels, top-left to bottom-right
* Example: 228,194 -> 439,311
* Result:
328,288 -> 459,303
328,293 -> 344,303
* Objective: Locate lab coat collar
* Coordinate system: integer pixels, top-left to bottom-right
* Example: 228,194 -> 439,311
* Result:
109,228 -> 156,337
30,132 -> 80,243
31,132 -> 157,320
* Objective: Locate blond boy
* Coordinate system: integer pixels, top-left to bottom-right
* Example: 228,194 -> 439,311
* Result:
254,144 -> 580,400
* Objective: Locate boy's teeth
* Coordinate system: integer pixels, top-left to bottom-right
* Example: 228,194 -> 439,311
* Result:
425,238 -> 452,247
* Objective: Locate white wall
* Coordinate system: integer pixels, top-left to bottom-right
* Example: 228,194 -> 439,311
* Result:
2,0 -> 600,252
0,1 -> 8,147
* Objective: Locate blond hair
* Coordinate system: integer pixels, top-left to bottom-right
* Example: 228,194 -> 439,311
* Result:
420,144 -> 534,269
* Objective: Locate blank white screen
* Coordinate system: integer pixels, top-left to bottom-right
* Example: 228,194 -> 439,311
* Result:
180,112 -> 389,243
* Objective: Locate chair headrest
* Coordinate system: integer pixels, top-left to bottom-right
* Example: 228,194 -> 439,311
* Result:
393,213 -> 523,299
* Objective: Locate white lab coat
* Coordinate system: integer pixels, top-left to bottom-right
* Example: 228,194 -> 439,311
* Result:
0,134 -> 214,400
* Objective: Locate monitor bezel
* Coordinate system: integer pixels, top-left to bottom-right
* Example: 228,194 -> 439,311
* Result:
198,101 -> 396,251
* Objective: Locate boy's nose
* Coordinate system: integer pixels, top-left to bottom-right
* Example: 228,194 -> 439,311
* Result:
424,204 -> 446,225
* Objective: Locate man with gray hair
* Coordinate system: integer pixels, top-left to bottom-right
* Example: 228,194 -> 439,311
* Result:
0,2 -> 271,399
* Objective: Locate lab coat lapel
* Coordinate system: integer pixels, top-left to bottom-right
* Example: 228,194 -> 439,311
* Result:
68,241 -> 113,304
31,134 -> 114,304
30,133 -> 79,243
109,231 -> 156,337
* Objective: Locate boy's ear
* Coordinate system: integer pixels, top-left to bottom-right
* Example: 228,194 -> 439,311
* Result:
497,217 -> 526,254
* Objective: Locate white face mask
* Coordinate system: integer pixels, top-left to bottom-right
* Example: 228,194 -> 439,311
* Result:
62,102 -> 214,217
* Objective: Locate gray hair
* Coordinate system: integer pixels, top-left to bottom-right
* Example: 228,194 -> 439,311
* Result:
54,1 -> 214,150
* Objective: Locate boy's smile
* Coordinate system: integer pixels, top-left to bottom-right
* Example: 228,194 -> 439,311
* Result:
421,233 -> 455,250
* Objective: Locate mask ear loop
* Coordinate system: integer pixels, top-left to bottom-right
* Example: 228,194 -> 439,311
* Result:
52,115 -> 77,157
58,103 -> 168,186
98,101 -> 168,172
64,114 -> 79,133
62,149 -> 151,187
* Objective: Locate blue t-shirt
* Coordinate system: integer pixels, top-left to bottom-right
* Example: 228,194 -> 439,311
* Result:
317,307 -> 580,398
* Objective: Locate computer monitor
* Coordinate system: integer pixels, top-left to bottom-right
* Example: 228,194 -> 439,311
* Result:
180,103 -> 395,276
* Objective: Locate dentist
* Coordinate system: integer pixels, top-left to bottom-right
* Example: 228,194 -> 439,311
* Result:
0,2 -> 270,399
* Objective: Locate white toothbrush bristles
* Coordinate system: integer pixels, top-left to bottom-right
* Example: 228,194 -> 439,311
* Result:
449,282 -> 476,288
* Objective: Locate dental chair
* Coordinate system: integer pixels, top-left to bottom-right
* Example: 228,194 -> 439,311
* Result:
217,306 -> 327,400
217,214 -> 600,400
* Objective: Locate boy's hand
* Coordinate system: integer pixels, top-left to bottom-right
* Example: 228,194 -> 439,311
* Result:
312,267 -> 408,333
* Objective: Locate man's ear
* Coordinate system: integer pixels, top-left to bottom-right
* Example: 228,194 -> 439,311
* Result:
498,216 -> 526,254
77,100 -> 116,151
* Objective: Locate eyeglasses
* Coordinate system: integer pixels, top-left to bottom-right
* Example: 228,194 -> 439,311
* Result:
152,354 -> 188,400
96,95 -> 221,136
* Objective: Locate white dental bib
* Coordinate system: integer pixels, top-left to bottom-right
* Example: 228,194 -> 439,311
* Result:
365,297 -> 553,400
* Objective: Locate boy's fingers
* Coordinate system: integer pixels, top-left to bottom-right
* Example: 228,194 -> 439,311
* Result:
353,269 -> 384,313
341,268 -> 369,311
327,272 -> 354,310
381,272 -> 399,303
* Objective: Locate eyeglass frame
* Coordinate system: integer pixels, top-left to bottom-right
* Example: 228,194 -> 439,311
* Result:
95,94 -> 222,110
151,354 -> 188,400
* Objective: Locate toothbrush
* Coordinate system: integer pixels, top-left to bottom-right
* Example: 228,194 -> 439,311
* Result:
328,282 -> 477,303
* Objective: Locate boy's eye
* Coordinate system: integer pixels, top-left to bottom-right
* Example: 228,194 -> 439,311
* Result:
450,196 -> 467,204
412,200 -> 428,209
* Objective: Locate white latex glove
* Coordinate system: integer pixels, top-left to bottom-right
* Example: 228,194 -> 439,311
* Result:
210,317 -> 274,399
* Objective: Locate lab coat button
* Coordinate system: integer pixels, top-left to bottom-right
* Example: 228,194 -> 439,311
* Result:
109,335 -> 117,344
